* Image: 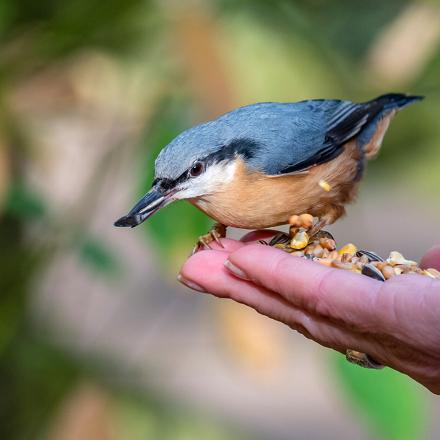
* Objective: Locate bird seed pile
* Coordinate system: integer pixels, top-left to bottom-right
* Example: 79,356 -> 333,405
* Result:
266,214 -> 440,282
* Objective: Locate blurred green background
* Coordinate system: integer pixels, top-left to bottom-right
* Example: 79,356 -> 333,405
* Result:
1,0 -> 439,439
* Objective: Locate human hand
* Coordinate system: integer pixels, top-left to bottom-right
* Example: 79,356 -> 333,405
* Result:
179,232 -> 440,394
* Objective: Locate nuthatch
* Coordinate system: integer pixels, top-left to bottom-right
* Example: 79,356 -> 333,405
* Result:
115,93 -> 422,249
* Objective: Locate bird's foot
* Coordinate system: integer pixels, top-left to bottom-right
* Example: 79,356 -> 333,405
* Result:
266,214 -> 324,251
192,223 -> 227,254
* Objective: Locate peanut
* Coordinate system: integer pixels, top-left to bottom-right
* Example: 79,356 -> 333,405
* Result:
288,215 -> 301,227
299,213 -> 314,229
381,265 -> 395,279
320,237 -> 336,251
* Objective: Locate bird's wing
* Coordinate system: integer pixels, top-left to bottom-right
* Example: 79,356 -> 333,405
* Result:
274,98 -> 389,175
271,93 -> 423,175
218,94 -> 421,176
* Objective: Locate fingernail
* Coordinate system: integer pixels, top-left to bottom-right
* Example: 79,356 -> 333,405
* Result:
224,259 -> 250,280
177,274 -> 206,292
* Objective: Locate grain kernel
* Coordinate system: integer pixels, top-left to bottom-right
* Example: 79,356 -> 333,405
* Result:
317,258 -> 333,267
424,268 -> 440,278
328,250 -> 339,260
394,267 -> 403,275
376,262 -> 387,271
289,225 -> 298,238
381,265 -> 395,279
359,255 -> 369,265
290,230 -> 309,250
291,251 -> 305,257
311,244 -> 324,258
387,251 -> 417,266
331,260 -> 353,270
320,237 -> 336,251
299,213 -> 314,229
338,243 -> 357,256
288,215 -> 301,227
319,179 -> 331,192
355,261 -> 364,270
321,249 -> 330,258
341,253 -> 353,263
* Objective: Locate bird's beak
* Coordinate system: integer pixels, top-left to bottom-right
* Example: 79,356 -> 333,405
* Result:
114,187 -> 170,228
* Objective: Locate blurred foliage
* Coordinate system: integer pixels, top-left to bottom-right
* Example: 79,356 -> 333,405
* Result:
0,337 -> 80,439
220,0 -> 408,60
0,0 -> 439,439
0,183 -> 47,355
113,392 -> 251,440
0,0 -> 156,77
6,181 -> 47,220
335,354 -> 427,440
140,96 -> 212,268
77,235 -> 121,278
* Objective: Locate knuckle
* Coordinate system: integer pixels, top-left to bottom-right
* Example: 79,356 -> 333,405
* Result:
312,270 -> 338,317
269,253 -> 295,292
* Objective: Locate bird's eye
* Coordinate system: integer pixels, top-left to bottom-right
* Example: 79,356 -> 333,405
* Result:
189,161 -> 204,177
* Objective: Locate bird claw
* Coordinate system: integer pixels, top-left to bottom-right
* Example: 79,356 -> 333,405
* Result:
286,214 -> 331,249
268,232 -> 290,246
192,223 -> 227,254
308,219 -> 328,239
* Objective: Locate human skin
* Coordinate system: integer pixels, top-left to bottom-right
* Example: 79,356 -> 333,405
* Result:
179,231 -> 440,394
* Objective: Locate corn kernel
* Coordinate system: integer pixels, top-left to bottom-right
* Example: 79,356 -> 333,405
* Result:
290,230 -> 309,250
319,179 -> 331,192
338,243 -> 357,256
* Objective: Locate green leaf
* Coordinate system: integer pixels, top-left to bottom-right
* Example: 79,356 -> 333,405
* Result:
77,236 -> 120,277
5,182 -> 47,220
334,353 -> 428,440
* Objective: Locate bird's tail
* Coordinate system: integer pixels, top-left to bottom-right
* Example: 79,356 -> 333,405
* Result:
359,93 -> 423,160
368,93 -> 424,111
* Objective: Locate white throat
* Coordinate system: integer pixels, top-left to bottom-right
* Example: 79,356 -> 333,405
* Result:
173,161 -> 237,200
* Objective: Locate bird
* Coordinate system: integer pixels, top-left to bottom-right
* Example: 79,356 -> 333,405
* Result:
114,93 -> 423,251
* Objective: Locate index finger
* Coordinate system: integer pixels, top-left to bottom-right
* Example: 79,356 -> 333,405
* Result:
226,244 -> 388,331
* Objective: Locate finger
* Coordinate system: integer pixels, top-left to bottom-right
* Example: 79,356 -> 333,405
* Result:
200,238 -> 245,253
226,244 -> 389,332
180,249 -> 382,357
420,245 -> 440,271
240,229 -> 281,243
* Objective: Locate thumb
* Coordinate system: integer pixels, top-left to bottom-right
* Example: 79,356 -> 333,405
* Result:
420,245 -> 440,271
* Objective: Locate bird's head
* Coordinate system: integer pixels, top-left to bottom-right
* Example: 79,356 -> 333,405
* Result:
114,120 -> 257,228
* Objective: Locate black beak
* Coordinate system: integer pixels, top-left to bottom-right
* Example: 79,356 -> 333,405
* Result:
114,188 -> 167,228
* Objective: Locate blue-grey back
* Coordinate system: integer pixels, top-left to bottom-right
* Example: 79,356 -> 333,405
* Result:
154,94 -> 421,179
216,100 -> 350,175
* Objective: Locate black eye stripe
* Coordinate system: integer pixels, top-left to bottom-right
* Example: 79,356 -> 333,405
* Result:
153,177 -> 173,191
154,138 -> 260,189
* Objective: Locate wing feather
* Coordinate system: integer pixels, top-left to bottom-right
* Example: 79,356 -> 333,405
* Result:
275,95 -> 408,175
